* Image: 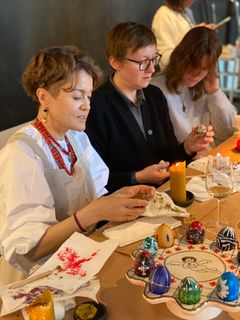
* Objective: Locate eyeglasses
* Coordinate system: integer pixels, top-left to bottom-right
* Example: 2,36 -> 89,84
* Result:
125,53 -> 162,71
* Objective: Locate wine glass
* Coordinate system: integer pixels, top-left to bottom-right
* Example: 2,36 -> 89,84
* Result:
205,155 -> 234,234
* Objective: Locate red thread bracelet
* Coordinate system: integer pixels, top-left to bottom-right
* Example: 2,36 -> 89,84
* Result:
73,212 -> 87,233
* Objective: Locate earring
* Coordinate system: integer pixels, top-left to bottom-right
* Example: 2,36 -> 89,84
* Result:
42,107 -> 48,123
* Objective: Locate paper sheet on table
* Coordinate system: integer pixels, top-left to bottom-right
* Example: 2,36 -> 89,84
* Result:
0,232 -> 118,316
103,216 -> 182,247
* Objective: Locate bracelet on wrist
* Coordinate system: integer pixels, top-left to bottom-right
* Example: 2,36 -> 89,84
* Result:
73,212 -> 87,233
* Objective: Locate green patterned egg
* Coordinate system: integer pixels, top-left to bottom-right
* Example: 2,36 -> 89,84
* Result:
178,277 -> 201,305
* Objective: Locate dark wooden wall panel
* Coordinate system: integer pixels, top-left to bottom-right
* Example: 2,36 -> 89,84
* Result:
0,0 -> 236,130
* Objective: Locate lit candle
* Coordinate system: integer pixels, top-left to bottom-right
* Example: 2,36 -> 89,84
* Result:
170,161 -> 186,203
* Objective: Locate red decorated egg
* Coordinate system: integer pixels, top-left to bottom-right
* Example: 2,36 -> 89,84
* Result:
236,139 -> 240,152
134,251 -> 155,277
155,223 -> 174,248
189,221 -> 204,233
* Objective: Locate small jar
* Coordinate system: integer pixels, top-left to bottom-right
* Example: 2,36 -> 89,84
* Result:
74,301 -> 107,320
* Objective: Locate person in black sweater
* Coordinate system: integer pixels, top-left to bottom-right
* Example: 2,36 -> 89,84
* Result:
86,22 -> 214,193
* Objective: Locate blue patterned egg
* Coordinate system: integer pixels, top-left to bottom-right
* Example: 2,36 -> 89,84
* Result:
134,251 -> 155,277
178,277 -> 201,305
139,236 -> 158,257
148,264 -> 171,294
216,226 -> 237,251
216,272 -> 239,301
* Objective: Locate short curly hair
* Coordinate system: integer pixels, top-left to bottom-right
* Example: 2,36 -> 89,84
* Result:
22,45 -> 102,105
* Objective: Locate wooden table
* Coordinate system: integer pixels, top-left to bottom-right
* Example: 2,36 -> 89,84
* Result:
210,132 -> 240,162
2,138 -> 240,320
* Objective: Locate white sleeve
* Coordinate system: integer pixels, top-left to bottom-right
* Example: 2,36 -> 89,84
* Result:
207,89 -> 237,145
0,141 -> 57,270
74,132 -> 109,197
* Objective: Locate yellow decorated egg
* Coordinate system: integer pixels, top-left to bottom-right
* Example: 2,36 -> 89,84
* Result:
155,223 -> 174,248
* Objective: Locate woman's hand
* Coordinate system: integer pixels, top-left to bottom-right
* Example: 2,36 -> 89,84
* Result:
77,185 -> 156,226
112,184 -> 156,198
184,125 -> 214,155
203,66 -> 219,94
135,162 -> 170,184
197,23 -> 216,30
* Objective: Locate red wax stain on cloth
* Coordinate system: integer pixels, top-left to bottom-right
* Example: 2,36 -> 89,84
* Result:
57,247 -> 100,276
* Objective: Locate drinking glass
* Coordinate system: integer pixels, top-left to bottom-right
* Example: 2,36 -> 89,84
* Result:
205,156 -> 233,234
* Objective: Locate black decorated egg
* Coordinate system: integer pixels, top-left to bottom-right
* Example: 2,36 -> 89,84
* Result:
186,221 -> 205,244
148,264 -> 171,295
216,226 -> 237,251
178,277 -> 201,305
216,272 -> 239,301
186,229 -> 204,244
134,251 -> 155,277
155,223 -> 174,248
139,236 -> 158,257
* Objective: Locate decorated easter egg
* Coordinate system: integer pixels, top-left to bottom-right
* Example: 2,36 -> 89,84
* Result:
189,221 -> 204,234
216,226 -> 237,251
134,251 -> 155,277
178,277 -> 201,305
237,251 -> 240,264
155,224 -> 174,248
139,236 -> 158,257
237,139 -> 240,152
148,264 -> 171,295
195,124 -> 207,137
186,229 -> 204,244
216,272 -> 239,301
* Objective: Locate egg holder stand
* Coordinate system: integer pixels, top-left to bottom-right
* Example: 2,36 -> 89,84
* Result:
126,236 -> 240,320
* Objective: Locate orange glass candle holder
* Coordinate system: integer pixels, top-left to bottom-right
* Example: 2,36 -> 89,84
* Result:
169,161 -> 186,203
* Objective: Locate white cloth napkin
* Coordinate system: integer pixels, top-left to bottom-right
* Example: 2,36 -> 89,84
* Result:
103,216 -> 182,247
187,176 -> 211,201
187,156 -> 209,173
142,191 -> 188,218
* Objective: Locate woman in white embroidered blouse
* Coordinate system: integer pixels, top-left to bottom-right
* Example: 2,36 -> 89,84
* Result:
0,45 -> 155,283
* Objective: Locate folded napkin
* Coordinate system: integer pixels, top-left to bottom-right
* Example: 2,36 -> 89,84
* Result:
142,191 -> 188,218
186,176 -> 211,201
103,216 -> 182,247
187,156 -> 209,173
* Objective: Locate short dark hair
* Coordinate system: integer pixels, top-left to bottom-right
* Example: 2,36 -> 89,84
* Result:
22,45 -> 102,105
106,22 -> 156,61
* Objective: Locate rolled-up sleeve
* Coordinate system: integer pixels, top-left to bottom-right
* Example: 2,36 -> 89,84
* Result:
0,141 -> 57,270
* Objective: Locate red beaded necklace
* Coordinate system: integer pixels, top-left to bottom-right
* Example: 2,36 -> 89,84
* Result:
34,118 -> 77,176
